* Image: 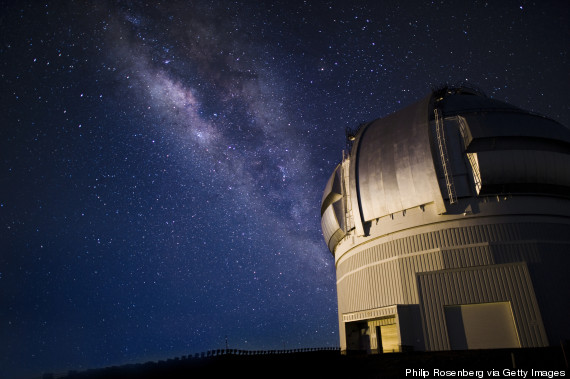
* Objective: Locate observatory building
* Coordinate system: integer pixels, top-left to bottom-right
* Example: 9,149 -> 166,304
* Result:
321,87 -> 570,353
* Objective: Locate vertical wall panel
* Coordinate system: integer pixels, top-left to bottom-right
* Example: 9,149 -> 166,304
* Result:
417,263 -> 548,351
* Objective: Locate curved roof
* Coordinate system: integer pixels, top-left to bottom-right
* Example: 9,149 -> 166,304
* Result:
321,87 -> 570,252
320,165 -> 345,252
348,93 -> 445,235
439,92 -> 570,146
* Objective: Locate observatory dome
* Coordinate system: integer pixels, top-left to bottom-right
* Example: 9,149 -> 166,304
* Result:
321,87 -> 570,354
322,87 -> 570,252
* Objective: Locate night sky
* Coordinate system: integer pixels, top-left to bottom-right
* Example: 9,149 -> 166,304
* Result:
1,1 -> 568,378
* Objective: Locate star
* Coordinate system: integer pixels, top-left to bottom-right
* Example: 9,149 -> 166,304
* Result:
0,1 -> 568,378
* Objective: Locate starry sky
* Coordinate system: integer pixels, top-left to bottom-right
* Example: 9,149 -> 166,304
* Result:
1,1 -> 568,378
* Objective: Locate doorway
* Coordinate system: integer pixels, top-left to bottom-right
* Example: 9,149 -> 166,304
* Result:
346,316 -> 400,353
445,302 -> 520,350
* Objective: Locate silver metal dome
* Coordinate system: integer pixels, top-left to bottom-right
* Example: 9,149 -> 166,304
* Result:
322,88 -> 570,253
321,87 -> 570,354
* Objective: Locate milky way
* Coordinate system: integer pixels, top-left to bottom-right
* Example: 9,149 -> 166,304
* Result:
1,1 -> 568,378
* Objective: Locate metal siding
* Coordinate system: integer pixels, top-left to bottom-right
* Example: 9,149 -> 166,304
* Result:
336,222 -> 568,282
451,228 -> 459,246
438,230 -> 445,248
411,234 -> 418,253
450,228 -> 458,246
390,261 -> 399,305
468,227 -> 476,245
418,263 -> 548,351
372,265 -> 380,308
348,276 -> 352,309
365,267 -> 371,310
518,265 -> 541,345
393,261 -> 402,305
353,268 -> 360,310
473,225 -> 482,243
404,258 -> 414,304
458,228 -> 466,246
336,221 -> 568,348
428,231 -> 436,249
445,229 -> 452,247
378,264 -> 387,307
417,234 -> 423,252
363,267 -> 371,309
435,274 -> 447,350
398,259 -> 407,304
373,265 -> 382,309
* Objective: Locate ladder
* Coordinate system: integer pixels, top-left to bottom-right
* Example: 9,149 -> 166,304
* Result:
434,108 -> 457,204
341,150 -> 354,232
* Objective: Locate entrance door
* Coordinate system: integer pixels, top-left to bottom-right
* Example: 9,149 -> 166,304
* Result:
445,302 -> 520,350
345,321 -> 370,352
368,316 -> 399,353
375,326 -> 382,353
379,323 -> 399,353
